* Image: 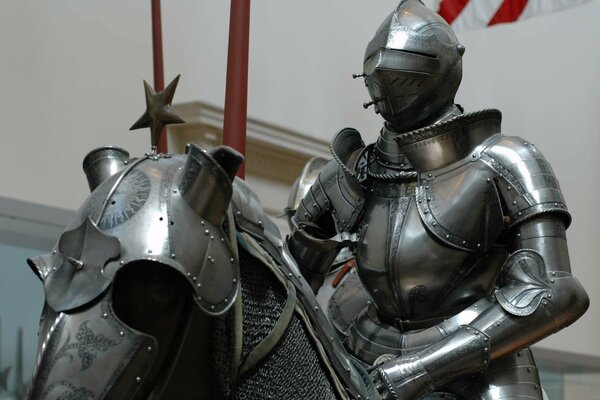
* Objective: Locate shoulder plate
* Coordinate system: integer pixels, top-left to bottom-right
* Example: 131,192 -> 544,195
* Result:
292,128 -> 367,234
481,135 -> 571,228
416,136 -> 505,252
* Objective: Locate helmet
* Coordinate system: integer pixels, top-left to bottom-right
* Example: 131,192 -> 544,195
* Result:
363,0 -> 464,132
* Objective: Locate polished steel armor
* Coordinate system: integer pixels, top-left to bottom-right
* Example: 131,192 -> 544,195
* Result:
26,78 -> 375,399
288,1 -> 589,399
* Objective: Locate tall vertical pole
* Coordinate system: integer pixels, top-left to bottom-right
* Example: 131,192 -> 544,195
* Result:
151,0 -> 168,153
223,0 -> 251,179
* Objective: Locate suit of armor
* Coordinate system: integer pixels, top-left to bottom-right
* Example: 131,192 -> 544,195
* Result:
288,1 -> 589,399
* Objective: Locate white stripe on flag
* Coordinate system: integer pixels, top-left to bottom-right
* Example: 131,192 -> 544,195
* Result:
520,0 -> 592,19
451,0 -> 505,31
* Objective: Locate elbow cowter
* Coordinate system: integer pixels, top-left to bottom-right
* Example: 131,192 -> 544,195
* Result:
494,248 -> 589,330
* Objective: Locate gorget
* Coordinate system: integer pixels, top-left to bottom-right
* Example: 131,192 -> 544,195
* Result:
393,109 -> 502,172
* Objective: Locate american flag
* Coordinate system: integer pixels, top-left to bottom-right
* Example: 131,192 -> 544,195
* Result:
423,0 -> 593,30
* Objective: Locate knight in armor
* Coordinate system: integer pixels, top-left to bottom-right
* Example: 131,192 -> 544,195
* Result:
287,1 -> 589,398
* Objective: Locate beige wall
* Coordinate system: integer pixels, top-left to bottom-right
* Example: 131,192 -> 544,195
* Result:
0,1 -> 598,355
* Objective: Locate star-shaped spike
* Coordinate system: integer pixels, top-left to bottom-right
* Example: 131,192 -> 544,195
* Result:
130,74 -> 185,150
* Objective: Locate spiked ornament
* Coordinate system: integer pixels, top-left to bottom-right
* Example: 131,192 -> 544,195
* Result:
130,75 -> 185,151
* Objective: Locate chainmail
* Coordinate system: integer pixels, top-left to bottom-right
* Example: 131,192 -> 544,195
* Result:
239,249 -> 286,362
233,315 -> 337,400
217,247 -> 338,399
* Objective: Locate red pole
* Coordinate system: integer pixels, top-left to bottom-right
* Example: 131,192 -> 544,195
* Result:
151,0 -> 168,153
223,0 -> 251,178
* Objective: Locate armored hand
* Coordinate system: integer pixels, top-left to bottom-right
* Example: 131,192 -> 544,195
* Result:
371,326 -> 489,399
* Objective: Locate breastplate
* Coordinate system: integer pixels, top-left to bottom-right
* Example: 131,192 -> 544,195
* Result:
355,177 -> 506,322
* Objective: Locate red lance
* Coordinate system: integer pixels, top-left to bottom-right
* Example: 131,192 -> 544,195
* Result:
223,0 -> 251,179
151,0 -> 168,153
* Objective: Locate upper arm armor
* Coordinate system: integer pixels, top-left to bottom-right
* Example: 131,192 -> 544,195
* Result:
292,128 -> 367,234
481,135 -> 571,228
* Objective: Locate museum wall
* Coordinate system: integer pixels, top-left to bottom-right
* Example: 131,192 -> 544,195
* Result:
0,0 -> 598,357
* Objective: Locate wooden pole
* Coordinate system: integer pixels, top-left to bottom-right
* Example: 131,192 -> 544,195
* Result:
151,0 -> 168,153
223,0 -> 251,178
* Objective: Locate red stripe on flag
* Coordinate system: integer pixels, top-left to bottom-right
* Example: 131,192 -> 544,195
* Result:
437,0 -> 470,24
488,0 -> 529,26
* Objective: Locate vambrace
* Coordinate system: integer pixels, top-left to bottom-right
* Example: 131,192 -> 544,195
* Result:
372,326 -> 490,400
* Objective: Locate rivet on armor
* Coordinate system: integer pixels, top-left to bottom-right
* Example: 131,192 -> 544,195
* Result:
171,253 -> 176,259
517,233 -> 521,238
484,348 -> 488,352
124,160 -> 129,165
230,258 -> 234,263
499,174 -> 504,178
288,272 -> 293,277
472,154 -> 476,158
304,212 -> 308,217
432,222 -> 437,227
186,272 -> 191,277
52,250 -> 57,254
507,186 -> 511,191
52,267 -> 57,271
424,210 -> 429,214
462,241 -> 467,245
552,271 -> 556,276
551,279 -> 555,283
224,298 -> 228,303
446,234 -> 450,239
518,352 -> 522,356
236,211 -> 241,216
425,185 -> 430,190
428,173 -> 432,177
427,197 -> 431,202
136,377 -> 141,383
119,331 -> 124,337
477,243 -> 481,248
220,238 -> 225,242
497,322 -> 501,327
192,276 -> 197,281
148,249 -> 152,254
527,367 -> 531,372
232,278 -> 237,283
197,283 -> 201,288
474,304 -> 478,307
524,142 -> 529,146
554,203 -> 558,207
147,346 -> 152,352
210,305 -> 215,310
486,178 -> 491,183
543,301 -> 548,306
548,293 -> 553,298
512,201 -> 517,205
200,220 -> 205,226
102,313 -> 108,319
314,306 -> 319,311
204,230 -> 209,235
258,220 -> 263,225
172,189 -> 177,194
210,235 -> 214,240
518,212 -> 522,216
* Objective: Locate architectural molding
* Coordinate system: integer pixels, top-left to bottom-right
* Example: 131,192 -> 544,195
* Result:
169,101 -> 330,186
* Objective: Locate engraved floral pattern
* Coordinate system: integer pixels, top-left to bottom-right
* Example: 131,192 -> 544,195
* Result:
55,321 -> 119,371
